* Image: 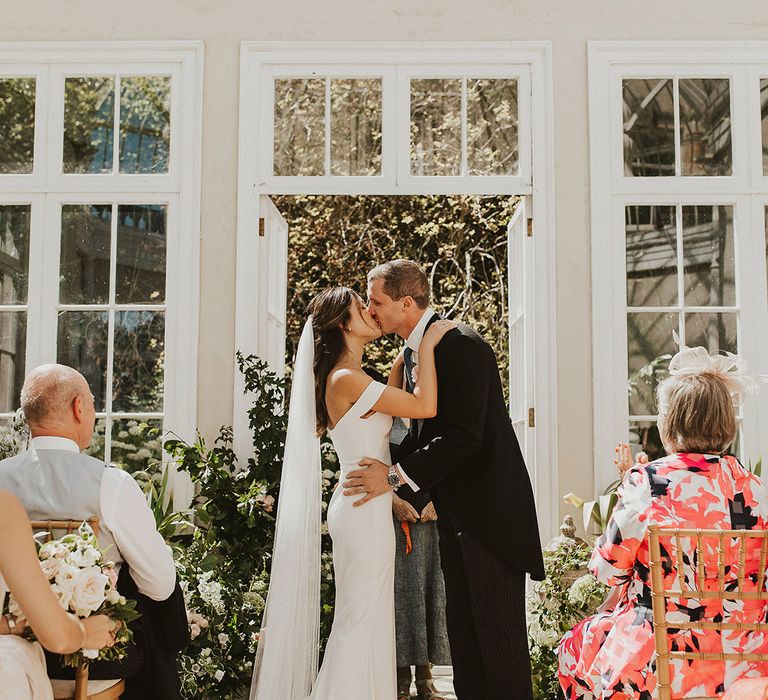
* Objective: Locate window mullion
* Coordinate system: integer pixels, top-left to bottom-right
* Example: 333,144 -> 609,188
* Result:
324,77 -> 331,177
460,77 -> 468,178
675,203 -> 686,345
673,77 -> 681,178
113,74 -> 121,175
104,202 -> 118,464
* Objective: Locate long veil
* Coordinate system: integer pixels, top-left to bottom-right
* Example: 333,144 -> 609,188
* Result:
250,318 -> 321,700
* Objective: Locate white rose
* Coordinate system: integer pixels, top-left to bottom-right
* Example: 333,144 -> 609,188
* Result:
70,567 -> 109,617
81,647 -> 99,660
105,587 -> 121,604
40,541 -> 69,560
69,546 -> 101,568
50,583 -> 73,610
41,557 -> 63,580
55,564 -> 81,605
190,623 -> 201,640
218,633 -> 229,646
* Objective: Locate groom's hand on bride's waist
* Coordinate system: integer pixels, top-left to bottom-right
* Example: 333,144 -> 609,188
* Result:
343,458 -> 396,507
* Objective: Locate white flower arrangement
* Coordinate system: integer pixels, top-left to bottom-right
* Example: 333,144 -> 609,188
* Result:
10,523 -> 138,667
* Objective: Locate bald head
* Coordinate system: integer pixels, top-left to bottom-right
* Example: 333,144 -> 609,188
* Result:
21,365 -> 96,448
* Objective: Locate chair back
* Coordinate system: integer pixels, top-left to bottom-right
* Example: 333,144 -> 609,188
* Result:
648,525 -> 768,700
30,518 -> 100,540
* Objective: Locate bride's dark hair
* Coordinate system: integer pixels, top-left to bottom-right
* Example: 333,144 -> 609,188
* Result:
308,286 -> 358,433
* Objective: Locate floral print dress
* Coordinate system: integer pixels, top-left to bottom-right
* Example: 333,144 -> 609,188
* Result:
558,454 -> 768,699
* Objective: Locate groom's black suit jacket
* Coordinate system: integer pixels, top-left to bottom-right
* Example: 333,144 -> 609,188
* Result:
392,316 -> 545,580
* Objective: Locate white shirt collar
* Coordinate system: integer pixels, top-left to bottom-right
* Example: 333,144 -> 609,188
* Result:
405,308 -> 436,354
31,436 -> 80,453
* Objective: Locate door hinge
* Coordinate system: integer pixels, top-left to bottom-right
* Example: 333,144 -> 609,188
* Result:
528,407 -> 535,428
259,217 -> 265,237
527,219 -> 533,237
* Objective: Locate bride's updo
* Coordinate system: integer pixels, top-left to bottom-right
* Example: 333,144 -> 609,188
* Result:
308,287 -> 357,433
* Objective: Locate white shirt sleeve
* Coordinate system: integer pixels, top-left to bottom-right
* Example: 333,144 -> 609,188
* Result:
395,463 -> 420,492
100,469 -> 176,601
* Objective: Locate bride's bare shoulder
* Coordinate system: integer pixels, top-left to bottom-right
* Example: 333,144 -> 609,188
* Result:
327,367 -> 371,398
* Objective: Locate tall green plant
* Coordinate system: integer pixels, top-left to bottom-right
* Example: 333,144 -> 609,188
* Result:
164,353 -> 338,698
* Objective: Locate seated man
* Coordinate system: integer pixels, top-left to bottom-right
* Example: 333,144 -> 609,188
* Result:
0,364 -> 185,699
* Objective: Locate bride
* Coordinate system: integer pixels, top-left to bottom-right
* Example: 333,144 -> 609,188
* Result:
250,286 -> 455,700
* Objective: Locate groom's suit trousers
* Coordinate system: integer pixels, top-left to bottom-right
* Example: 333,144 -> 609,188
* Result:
437,525 -> 532,700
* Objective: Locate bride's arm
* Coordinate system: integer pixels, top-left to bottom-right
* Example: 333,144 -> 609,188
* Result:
371,320 -> 457,420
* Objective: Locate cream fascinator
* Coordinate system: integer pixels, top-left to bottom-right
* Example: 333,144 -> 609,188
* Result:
658,331 -> 766,415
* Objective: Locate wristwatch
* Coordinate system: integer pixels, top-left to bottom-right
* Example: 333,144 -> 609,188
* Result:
387,464 -> 401,491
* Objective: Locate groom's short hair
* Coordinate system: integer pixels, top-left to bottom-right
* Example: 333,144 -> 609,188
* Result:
368,259 -> 430,309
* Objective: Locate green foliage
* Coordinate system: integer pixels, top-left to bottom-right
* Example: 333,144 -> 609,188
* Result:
276,194 -> 518,399
527,539 -> 608,700
163,354 -> 338,699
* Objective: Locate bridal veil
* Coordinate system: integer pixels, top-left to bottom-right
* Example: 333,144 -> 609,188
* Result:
250,318 -> 321,700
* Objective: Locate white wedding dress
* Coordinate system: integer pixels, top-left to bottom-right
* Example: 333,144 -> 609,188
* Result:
309,379 -> 396,699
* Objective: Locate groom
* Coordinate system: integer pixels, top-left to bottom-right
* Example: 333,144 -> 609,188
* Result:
343,259 -> 545,700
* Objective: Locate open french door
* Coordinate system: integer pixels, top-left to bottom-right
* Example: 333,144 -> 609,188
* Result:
256,196 -> 289,376
507,196 -> 535,471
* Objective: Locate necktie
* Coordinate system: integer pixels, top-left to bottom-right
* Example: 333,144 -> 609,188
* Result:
403,346 -> 415,393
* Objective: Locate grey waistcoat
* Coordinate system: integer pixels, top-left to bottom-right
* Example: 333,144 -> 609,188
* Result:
0,448 -> 120,564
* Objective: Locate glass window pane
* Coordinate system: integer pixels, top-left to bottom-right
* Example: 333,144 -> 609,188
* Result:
0,312 -> 26,413
116,204 -> 166,304
119,76 -> 171,174
627,311 -> 677,416
679,78 -> 732,177
623,79 -> 675,177
629,420 -> 667,462
762,79 -> 768,176
467,78 -> 518,176
625,205 -> 677,307
0,205 -> 30,304
410,78 -> 462,176
86,417 -> 107,461
0,78 -> 35,174
684,312 -> 737,355
60,205 -> 112,304
63,77 -> 115,174
111,418 -> 162,474
330,79 -> 382,176
112,311 -> 164,413
682,205 -> 735,307
273,79 -> 325,176
57,311 -> 109,411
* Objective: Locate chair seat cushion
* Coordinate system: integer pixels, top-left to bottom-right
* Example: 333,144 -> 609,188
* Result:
723,678 -> 768,700
51,678 -> 121,699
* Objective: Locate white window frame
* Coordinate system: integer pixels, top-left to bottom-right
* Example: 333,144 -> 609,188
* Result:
589,42 -> 768,492
237,41 -> 558,540
0,42 -> 203,508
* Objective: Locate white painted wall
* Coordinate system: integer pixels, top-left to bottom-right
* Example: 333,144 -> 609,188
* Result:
4,0 -> 768,525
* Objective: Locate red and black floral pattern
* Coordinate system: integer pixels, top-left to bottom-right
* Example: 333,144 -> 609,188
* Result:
558,454 -> 768,699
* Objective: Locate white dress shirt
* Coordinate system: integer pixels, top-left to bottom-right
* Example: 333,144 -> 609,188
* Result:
31,436 -> 176,601
397,307 -> 436,493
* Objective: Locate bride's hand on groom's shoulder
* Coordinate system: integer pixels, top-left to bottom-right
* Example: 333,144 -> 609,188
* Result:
421,319 -> 458,350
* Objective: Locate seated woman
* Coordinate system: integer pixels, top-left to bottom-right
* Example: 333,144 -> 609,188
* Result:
558,345 -> 768,699
0,489 -> 114,700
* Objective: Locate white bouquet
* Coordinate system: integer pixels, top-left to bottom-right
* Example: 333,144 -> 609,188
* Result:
9,522 -> 139,667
